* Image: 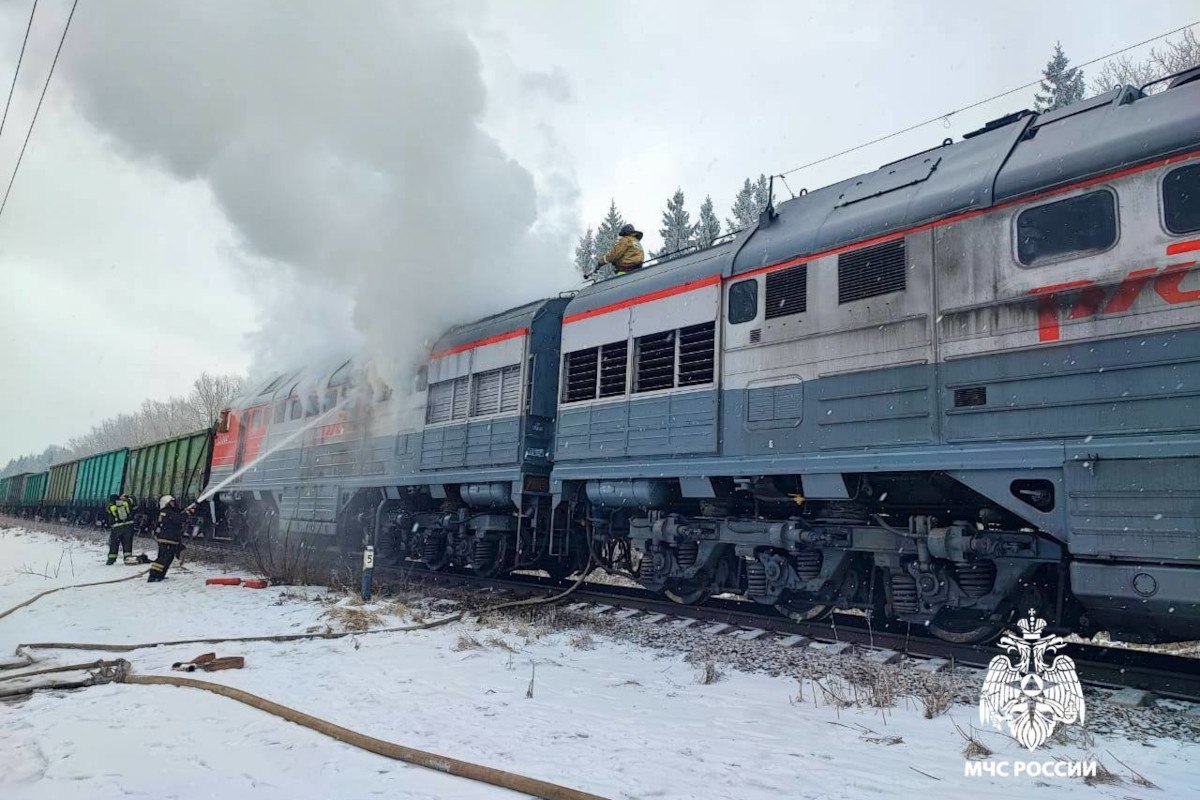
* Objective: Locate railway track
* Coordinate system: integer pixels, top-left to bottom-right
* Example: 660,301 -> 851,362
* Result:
6,514 -> 1199,703
378,564 -> 1200,704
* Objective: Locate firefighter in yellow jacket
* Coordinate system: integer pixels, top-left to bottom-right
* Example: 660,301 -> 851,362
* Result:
597,224 -> 645,275
106,493 -> 136,565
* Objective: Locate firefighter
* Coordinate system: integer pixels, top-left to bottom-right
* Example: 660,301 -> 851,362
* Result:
596,223 -> 645,275
148,495 -> 189,582
106,493 -> 136,565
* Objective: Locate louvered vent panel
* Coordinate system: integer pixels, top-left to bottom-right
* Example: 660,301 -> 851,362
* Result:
563,348 -> 598,403
635,330 -> 676,393
598,341 -> 628,398
451,376 -> 470,420
837,239 -> 906,303
747,388 -> 774,422
471,369 -> 502,416
764,264 -> 807,319
677,322 -> 715,387
953,386 -> 987,408
426,380 -> 454,423
499,365 -> 521,412
749,328 -> 761,343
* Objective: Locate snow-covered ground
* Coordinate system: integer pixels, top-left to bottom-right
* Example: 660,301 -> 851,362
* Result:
1,524 -> 1197,799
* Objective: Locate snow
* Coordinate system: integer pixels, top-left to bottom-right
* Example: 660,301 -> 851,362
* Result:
2,525 -> 1198,799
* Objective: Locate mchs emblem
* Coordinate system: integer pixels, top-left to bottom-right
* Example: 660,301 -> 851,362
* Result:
979,610 -> 1086,750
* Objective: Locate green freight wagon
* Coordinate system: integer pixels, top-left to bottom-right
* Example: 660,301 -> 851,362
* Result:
20,471 -> 48,513
72,448 -> 129,525
0,473 -> 27,511
45,459 -> 80,521
125,430 -> 212,523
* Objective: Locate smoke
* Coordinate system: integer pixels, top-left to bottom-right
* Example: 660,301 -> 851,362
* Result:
58,1 -> 576,383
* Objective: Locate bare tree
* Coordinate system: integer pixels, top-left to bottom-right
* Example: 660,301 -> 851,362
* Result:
186,372 -> 244,429
2,370 -> 246,471
1090,29 -> 1200,95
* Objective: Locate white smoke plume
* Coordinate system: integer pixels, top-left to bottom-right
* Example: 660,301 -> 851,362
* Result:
58,1 -> 576,384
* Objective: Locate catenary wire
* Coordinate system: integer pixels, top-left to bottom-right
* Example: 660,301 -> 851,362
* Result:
775,19 -> 1200,180
0,0 -> 39,147
0,0 -> 78,224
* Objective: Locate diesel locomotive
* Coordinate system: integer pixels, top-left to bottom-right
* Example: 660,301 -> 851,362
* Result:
14,71 -> 1197,645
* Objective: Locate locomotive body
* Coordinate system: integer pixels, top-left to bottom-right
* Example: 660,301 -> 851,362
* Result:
195,73 -> 1200,643
552,78 -> 1200,642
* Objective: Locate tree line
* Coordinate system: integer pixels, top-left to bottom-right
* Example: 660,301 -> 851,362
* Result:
0,372 -> 244,478
1034,31 -> 1198,111
573,176 -> 773,275
575,30 -> 1199,276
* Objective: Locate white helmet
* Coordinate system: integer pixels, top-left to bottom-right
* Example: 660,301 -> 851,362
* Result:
159,495 -> 175,510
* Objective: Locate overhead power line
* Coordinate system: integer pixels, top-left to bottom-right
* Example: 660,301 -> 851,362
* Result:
0,0 -> 39,146
775,19 -> 1200,180
0,0 -> 78,225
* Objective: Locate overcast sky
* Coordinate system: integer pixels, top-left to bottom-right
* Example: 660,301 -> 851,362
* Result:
1,0 -> 1196,463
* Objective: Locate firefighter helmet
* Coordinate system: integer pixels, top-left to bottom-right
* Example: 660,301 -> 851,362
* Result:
159,495 -> 175,510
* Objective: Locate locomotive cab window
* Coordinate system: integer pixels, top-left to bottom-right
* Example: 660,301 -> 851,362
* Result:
1163,163 -> 1200,235
1016,189 -> 1117,266
728,279 -> 758,324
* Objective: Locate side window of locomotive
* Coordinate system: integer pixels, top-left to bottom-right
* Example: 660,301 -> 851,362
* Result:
728,279 -> 758,324
273,400 -> 286,424
1163,163 -> 1200,235
1016,190 -> 1117,267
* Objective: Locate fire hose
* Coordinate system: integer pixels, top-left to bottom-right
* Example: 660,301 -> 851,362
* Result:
2,561 -> 604,800
0,569 -> 149,621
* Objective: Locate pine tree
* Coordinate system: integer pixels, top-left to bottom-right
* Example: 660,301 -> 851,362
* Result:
594,200 -> 626,264
1035,42 -> 1085,112
573,228 -> 596,275
726,174 -> 771,231
656,188 -> 695,257
694,194 -> 721,249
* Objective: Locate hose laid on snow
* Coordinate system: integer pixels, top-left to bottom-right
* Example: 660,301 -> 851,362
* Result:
15,558 -> 594,658
7,562 -> 603,799
123,673 -> 611,800
0,569 -> 149,621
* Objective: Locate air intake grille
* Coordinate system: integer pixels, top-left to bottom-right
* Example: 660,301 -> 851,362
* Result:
764,263 -> 807,319
838,239 -> 906,303
450,376 -> 469,419
677,322 -> 715,387
563,348 -> 598,403
635,330 -> 676,393
749,328 -> 761,343
499,364 -> 521,412
470,369 -> 501,415
598,341 -> 627,398
953,386 -> 987,408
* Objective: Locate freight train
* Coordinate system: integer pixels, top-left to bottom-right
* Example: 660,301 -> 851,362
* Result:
4,70 -> 1199,645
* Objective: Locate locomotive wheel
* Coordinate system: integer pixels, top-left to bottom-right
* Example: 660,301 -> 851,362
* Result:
471,537 -> 507,579
927,609 -> 1002,644
665,575 -> 711,605
775,594 -> 833,623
